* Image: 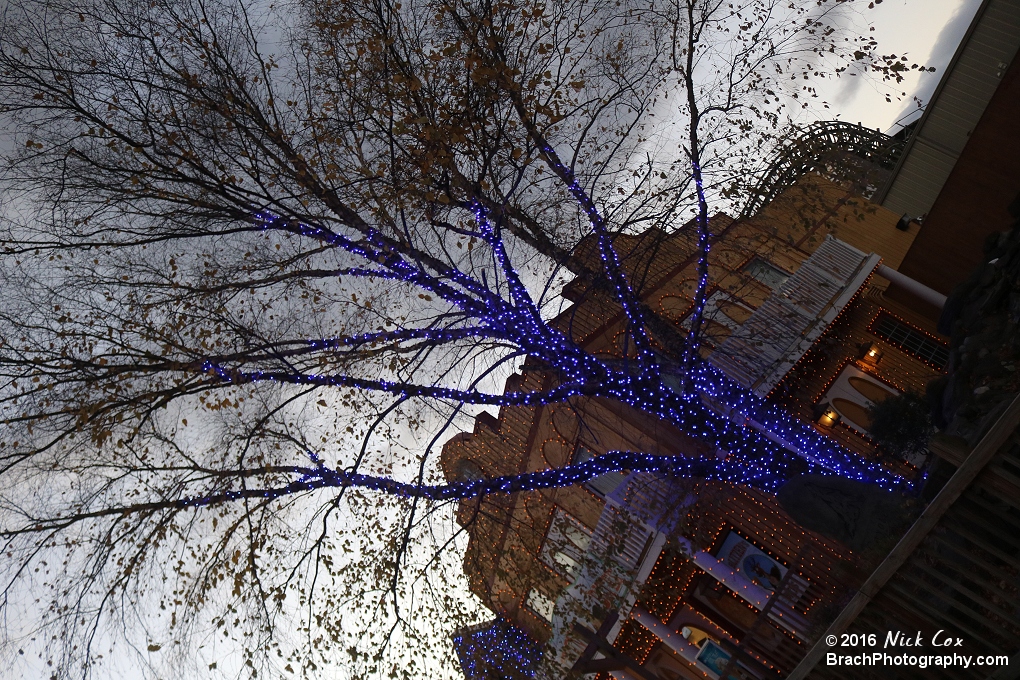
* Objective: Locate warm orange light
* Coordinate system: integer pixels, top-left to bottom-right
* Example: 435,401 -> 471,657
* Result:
859,341 -> 883,366
816,405 -> 841,428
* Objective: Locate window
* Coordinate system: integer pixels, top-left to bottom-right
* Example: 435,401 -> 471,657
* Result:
870,313 -> 949,369
538,508 -> 592,579
524,589 -> 556,623
715,531 -> 787,593
820,364 -> 901,435
743,257 -> 789,289
831,398 -> 873,432
573,445 -> 626,497
455,460 -> 484,482
680,291 -> 751,333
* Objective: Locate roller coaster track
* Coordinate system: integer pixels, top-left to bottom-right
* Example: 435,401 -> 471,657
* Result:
740,120 -> 909,218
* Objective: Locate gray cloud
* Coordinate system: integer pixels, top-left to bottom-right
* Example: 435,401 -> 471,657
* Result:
887,0 -> 984,132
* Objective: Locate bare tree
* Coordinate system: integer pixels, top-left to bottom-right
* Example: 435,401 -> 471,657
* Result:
0,0 -> 918,677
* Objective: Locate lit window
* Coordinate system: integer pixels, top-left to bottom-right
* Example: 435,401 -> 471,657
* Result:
870,313 -> 948,369
743,257 -> 789,289
524,589 -> 556,623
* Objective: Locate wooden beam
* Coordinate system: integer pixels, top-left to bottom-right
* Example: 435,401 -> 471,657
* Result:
929,433 -> 969,466
786,393 -> 1020,680
571,621 -> 664,680
716,547 -> 806,680
571,611 -> 620,670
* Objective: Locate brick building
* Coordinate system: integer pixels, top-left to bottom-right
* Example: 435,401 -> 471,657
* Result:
440,174 -> 950,680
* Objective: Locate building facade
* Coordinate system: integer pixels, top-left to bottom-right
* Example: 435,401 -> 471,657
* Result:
441,174 -> 950,680
783,3 -> 1020,670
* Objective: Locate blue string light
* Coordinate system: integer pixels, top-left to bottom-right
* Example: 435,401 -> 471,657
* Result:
453,618 -> 543,679
685,159 -> 712,362
186,205 -> 913,508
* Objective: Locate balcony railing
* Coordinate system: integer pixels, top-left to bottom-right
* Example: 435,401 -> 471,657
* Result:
540,473 -> 682,675
538,471 -> 829,679
709,236 -> 881,396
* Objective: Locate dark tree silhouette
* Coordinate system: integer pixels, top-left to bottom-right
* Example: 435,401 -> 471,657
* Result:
867,391 -> 934,460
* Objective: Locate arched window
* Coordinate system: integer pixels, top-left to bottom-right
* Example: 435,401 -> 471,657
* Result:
849,376 -> 897,404
832,398 -> 873,432
455,460 -> 484,482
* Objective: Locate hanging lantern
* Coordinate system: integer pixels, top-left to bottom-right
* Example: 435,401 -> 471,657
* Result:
816,403 -> 841,428
859,341 -> 883,367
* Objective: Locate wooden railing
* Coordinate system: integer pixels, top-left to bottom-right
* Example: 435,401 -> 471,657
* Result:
788,393 -> 1020,680
709,236 -> 880,397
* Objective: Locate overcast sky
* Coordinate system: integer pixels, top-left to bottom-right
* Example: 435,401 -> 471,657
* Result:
0,2 -> 996,678
815,0 -> 984,133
